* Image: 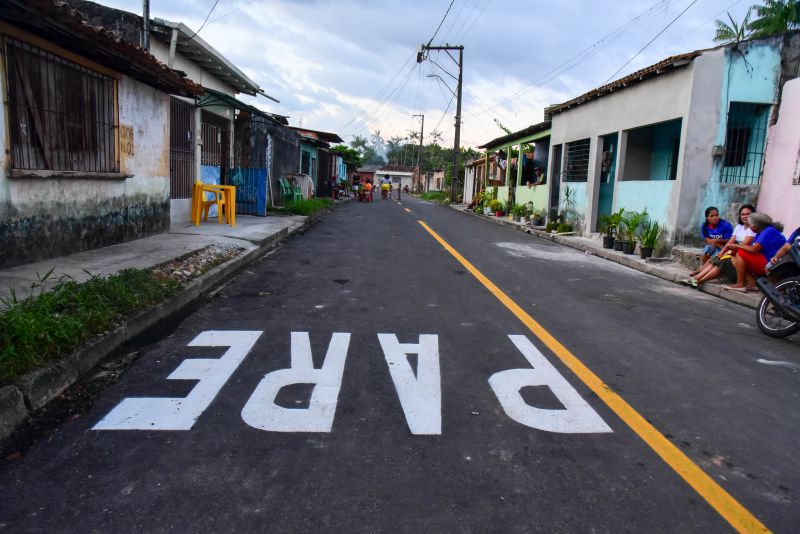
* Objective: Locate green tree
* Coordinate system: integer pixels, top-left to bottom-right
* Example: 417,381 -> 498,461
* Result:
331,144 -> 363,169
749,0 -> 800,37
713,9 -> 753,43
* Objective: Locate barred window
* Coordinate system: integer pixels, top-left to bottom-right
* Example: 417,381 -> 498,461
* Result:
5,37 -> 117,173
720,102 -> 769,185
565,138 -> 590,182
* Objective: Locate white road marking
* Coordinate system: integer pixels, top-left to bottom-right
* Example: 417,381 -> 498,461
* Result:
241,332 -> 351,432
489,335 -> 612,434
756,358 -> 800,370
378,334 -> 441,435
94,331 -> 262,431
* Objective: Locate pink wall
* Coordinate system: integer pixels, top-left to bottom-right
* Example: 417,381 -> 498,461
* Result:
758,79 -> 800,235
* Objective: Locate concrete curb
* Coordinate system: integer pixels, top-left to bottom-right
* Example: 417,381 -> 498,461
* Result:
0,203 -> 339,443
449,205 -> 760,310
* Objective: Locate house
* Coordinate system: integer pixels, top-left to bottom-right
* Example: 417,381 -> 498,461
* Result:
73,1 -> 291,218
476,121 -> 551,213
753,77 -> 800,233
290,128 -> 344,198
0,0 -> 202,269
355,164 -> 381,184
463,157 -> 488,205
424,169 -> 445,192
545,32 -> 800,245
375,165 -> 414,191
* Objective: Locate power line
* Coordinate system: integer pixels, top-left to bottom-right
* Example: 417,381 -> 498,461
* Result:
623,0 -> 744,72
603,0 -> 700,84
462,0 -> 672,120
428,0 -> 455,46
186,0 -> 221,42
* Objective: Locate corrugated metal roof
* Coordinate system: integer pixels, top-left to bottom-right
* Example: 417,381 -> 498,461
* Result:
290,128 -> 344,144
478,120 -> 551,149
150,18 -> 274,99
545,51 -> 701,116
377,165 -> 415,173
1,0 -> 202,97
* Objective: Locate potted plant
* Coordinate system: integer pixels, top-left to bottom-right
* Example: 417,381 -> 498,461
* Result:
511,204 -> 526,222
620,209 -> 647,255
599,208 -> 624,249
532,209 -> 545,227
489,199 -> 504,216
638,220 -> 665,259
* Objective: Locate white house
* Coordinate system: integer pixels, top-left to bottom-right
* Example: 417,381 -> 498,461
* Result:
546,32 -> 799,245
0,0 -> 202,269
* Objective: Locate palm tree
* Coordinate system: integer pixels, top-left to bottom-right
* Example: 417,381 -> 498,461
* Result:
350,135 -> 368,153
713,8 -> 753,43
749,0 -> 800,38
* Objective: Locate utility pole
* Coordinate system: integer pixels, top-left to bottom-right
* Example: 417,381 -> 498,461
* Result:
142,0 -> 150,50
412,114 -> 424,192
417,43 -> 463,202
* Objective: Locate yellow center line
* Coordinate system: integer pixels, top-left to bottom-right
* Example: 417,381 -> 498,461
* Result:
416,219 -> 769,534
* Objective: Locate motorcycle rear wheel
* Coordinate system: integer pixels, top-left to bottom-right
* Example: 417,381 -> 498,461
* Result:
756,278 -> 800,338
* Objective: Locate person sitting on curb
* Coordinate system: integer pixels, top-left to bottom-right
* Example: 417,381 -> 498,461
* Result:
681,204 -> 756,288
767,225 -> 800,268
690,206 -> 733,276
724,212 -> 786,292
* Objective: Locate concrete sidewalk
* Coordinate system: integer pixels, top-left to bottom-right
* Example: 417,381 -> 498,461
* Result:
0,214 -> 306,303
449,204 -> 762,309
0,206 -> 341,442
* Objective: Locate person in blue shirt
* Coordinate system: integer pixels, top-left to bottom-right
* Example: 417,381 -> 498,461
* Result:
726,212 -> 787,292
694,206 -> 734,274
768,225 -> 800,268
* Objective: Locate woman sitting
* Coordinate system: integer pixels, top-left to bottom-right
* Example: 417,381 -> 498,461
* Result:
683,204 -> 755,288
692,206 -> 733,275
724,212 -> 786,292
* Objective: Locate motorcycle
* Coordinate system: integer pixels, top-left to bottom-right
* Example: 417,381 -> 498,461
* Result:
755,242 -> 800,338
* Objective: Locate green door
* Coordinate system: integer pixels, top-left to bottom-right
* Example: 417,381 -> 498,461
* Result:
597,134 -> 618,228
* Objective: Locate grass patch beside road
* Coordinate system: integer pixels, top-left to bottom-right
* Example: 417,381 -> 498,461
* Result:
270,198 -> 334,216
419,191 -> 449,203
0,269 -> 181,385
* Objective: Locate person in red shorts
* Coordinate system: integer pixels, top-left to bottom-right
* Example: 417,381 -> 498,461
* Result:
725,212 -> 786,292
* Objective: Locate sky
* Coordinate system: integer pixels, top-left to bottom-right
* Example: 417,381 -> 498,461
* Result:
99,0 -> 754,149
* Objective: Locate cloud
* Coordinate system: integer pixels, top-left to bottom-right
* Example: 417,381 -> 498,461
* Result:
96,0 -> 751,147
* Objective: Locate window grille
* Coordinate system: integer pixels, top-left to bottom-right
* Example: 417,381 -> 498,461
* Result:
301,151 -> 311,174
565,138 -> 590,182
721,102 -> 769,184
169,97 -> 195,199
5,37 -> 117,172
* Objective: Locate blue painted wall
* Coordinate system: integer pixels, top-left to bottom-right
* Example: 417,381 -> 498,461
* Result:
615,181 -> 674,228
648,119 -> 681,180
711,41 -> 781,182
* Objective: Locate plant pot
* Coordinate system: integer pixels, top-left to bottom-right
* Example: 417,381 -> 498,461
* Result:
513,215 -> 520,222
495,211 -> 504,217
484,207 -> 492,215
602,236 -> 615,249
614,240 -> 626,252
533,217 -> 544,226
520,217 -> 528,225
622,241 -> 637,254
640,246 -> 654,259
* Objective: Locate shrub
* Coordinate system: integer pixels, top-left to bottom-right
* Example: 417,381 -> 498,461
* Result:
0,269 -> 182,384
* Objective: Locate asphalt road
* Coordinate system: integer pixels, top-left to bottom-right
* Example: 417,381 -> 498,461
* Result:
1,196 -> 798,533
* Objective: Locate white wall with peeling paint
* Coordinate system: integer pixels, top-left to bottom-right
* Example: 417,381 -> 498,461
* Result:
0,41 -> 173,268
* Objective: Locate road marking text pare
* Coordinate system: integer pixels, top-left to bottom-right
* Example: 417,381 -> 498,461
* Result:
94,331 -> 612,435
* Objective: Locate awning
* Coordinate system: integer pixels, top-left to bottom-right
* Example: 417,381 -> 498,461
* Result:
196,89 -> 289,125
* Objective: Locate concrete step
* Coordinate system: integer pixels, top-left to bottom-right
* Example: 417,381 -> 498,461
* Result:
671,246 -> 704,271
